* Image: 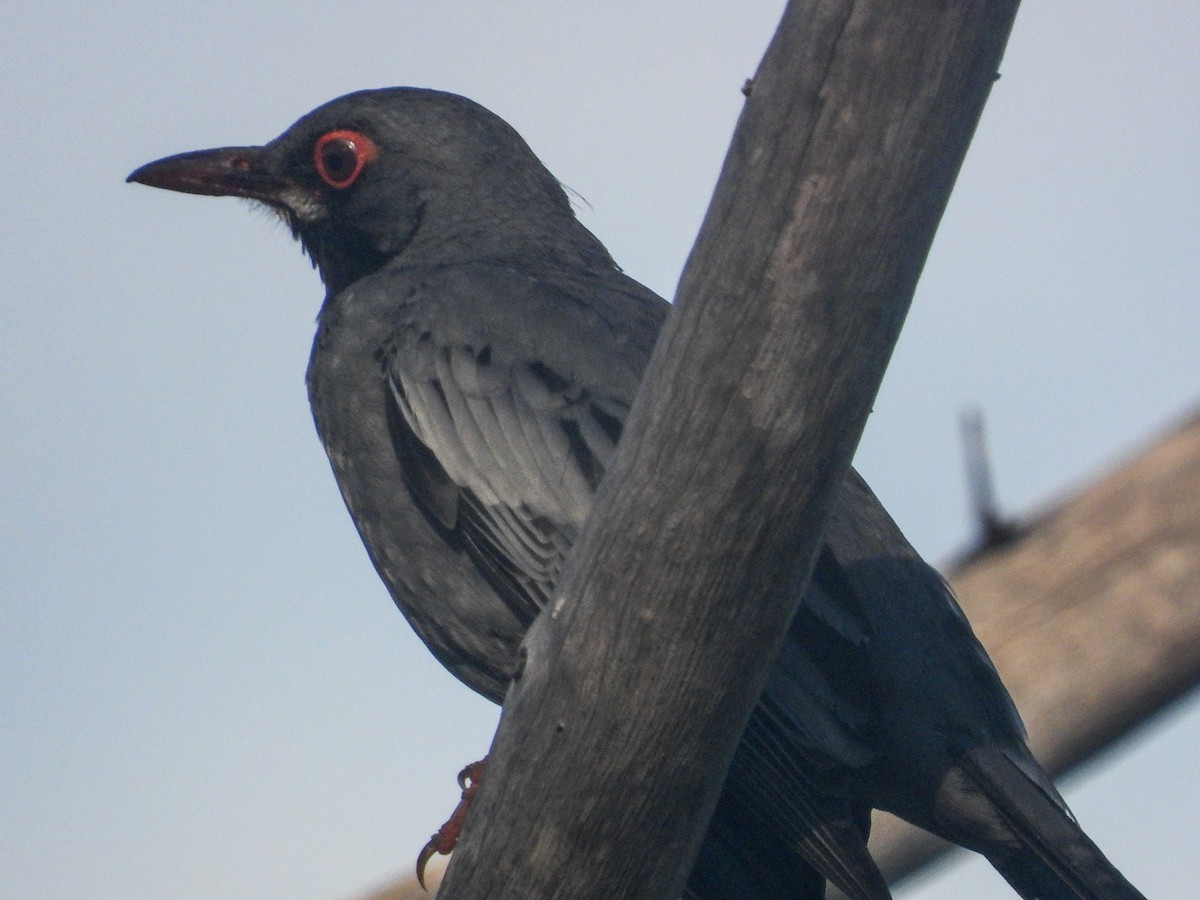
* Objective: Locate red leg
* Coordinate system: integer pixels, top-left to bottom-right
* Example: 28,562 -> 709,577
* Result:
416,759 -> 486,890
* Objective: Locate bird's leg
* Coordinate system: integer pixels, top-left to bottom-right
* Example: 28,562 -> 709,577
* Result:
416,759 -> 486,890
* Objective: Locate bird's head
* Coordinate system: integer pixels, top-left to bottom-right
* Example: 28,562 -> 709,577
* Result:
128,88 -> 592,294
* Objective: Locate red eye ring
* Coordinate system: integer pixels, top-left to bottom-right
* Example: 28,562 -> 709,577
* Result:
313,129 -> 377,189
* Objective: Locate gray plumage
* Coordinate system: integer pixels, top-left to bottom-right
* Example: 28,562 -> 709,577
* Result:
129,87 -> 1145,900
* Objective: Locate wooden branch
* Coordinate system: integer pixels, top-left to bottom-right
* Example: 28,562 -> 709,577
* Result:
439,2 -> 1020,897
846,410 -> 1200,890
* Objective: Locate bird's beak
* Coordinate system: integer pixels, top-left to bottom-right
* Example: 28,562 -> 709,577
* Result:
127,146 -> 296,205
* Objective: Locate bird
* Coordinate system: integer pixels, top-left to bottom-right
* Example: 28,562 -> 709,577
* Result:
128,87 -> 1146,900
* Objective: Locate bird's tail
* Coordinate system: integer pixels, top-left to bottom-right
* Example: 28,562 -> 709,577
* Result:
957,745 -> 1146,900
796,816 -> 893,900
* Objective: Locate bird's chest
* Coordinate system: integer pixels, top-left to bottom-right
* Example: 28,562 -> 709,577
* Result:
307,296 -> 395,461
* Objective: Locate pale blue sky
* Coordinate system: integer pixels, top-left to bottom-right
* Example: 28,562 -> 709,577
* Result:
2,3 -> 1197,898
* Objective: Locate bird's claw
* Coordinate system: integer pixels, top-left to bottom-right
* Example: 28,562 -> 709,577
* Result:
415,839 -> 440,892
416,760 -> 486,890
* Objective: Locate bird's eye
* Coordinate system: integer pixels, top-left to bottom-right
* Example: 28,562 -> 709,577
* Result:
313,130 -> 376,189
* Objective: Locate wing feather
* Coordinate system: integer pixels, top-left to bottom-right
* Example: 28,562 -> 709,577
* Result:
387,331 -> 620,625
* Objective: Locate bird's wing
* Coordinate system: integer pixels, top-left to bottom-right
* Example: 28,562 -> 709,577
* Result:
381,262 -> 650,626
824,471 -> 1146,899
720,545 -> 888,900
386,334 -> 628,625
